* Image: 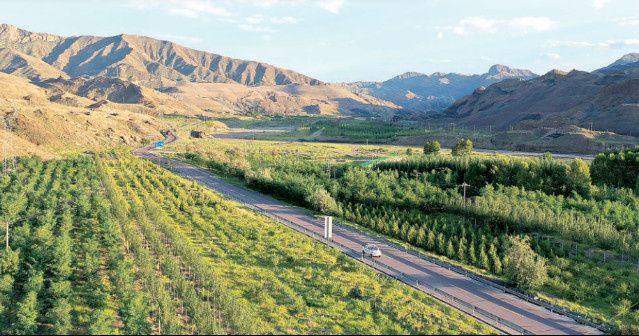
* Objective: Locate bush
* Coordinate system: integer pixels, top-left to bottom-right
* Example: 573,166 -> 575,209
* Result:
452,139 -> 472,156
305,189 -> 339,215
504,236 -> 548,290
423,141 -> 441,155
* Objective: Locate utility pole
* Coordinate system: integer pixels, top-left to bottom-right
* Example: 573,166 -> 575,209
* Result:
3,101 -> 19,177
460,182 -> 470,208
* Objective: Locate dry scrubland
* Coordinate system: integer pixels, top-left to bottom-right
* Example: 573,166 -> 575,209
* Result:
0,72 -> 166,158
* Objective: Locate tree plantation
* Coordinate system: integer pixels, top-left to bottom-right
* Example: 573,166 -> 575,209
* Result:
0,153 -> 493,334
180,141 -> 639,332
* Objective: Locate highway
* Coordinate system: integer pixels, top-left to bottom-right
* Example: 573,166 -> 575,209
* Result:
134,134 -> 602,335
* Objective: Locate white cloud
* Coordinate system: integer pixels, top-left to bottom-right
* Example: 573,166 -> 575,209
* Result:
246,15 -> 264,24
452,17 -> 498,35
548,40 -> 595,48
439,16 -> 555,36
316,0 -> 347,14
437,31 -> 443,39
508,17 -> 556,33
270,16 -> 300,24
548,39 -> 639,49
168,8 -> 198,18
597,39 -> 639,48
593,0 -> 613,8
238,24 -> 275,33
615,16 -> 639,26
125,0 -> 231,19
544,53 -> 561,59
150,34 -> 202,43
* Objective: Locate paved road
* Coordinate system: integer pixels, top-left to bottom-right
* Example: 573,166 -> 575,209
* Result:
134,136 -> 601,335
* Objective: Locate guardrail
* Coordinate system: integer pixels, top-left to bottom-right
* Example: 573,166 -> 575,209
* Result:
332,220 -> 610,333
217,192 -> 534,335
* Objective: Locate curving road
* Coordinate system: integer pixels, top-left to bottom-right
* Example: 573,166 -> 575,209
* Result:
134,134 -> 602,335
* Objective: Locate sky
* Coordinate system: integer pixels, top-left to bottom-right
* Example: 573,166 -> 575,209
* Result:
1,0 -> 639,82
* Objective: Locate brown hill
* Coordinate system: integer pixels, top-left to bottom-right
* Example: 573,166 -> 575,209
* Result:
441,67 -> 639,135
161,82 -> 400,117
0,71 -> 167,158
0,47 -> 67,80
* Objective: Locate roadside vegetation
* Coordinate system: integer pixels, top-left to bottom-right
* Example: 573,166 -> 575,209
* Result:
177,138 -> 639,332
0,152 -> 494,334
104,151 -> 494,334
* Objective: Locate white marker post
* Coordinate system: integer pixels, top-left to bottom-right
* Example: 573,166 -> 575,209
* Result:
324,216 -> 333,246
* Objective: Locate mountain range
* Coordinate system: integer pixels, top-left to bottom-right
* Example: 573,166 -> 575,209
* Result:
440,53 -> 639,135
0,23 -> 637,156
338,65 -> 537,111
0,23 -> 400,117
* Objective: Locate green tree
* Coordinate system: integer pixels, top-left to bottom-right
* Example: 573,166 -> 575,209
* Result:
423,141 -> 441,155
452,139 -> 473,156
503,236 -> 548,290
14,291 -> 39,335
47,298 -> 72,334
406,148 -> 414,156
488,244 -> 502,274
446,240 -> 455,259
457,238 -> 467,262
87,309 -> 115,335
566,159 -> 591,197
305,189 -> 339,215
468,243 -> 477,266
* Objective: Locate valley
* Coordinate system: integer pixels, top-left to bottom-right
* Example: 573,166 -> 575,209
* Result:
0,15 -> 638,336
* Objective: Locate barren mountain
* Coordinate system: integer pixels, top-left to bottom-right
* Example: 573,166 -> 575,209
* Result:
0,24 -> 322,87
338,65 -> 537,111
441,55 -> 639,135
593,53 -> 639,74
0,47 -> 67,80
0,24 -> 401,117
0,71 -> 166,158
161,82 -> 400,117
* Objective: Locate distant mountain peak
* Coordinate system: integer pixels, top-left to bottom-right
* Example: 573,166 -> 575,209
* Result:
617,53 -> 639,64
0,23 -> 61,43
594,52 -> 639,74
488,64 -> 512,75
390,72 -> 426,80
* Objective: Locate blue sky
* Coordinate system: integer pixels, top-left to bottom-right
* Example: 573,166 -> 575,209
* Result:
1,0 -> 639,82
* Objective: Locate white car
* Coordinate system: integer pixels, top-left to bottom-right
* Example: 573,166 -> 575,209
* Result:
362,244 -> 382,257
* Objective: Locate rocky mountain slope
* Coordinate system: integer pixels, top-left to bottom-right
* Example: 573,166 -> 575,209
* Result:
338,65 -> 537,111
440,54 -> 639,135
0,24 -> 398,117
0,24 -> 321,87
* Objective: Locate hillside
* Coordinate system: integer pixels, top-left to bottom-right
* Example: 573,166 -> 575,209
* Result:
0,23 -> 322,87
0,71 -> 166,158
0,24 -> 402,117
0,47 -> 67,80
163,81 -> 400,117
441,56 -> 639,135
338,65 -> 537,111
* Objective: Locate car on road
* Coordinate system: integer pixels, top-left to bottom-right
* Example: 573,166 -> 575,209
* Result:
362,244 -> 382,257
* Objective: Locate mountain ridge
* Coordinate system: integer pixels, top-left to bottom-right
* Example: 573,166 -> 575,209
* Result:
0,23 -> 323,87
337,65 -> 537,111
